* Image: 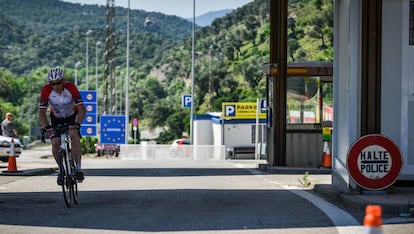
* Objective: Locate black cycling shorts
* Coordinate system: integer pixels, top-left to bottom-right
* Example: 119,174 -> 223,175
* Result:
50,113 -> 77,128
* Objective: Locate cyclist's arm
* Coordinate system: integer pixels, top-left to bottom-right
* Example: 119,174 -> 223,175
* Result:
39,108 -> 49,129
75,104 -> 86,125
39,85 -> 52,129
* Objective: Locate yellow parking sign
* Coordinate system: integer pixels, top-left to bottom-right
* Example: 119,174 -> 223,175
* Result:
222,102 -> 266,119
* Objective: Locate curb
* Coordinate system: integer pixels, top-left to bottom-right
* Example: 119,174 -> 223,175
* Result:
259,164 -> 414,223
1,168 -> 56,176
258,164 -> 332,174
312,180 -> 414,222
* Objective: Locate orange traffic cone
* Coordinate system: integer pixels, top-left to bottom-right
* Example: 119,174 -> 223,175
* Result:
6,138 -> 18,172
363,205 -> 382,234
320,141 -> 332,168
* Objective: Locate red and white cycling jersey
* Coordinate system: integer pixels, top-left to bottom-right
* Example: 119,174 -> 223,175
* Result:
39,82 -> 84,118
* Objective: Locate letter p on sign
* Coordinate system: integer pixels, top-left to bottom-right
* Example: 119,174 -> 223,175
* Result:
225,105 -> 236,117
182,95 -> 192,108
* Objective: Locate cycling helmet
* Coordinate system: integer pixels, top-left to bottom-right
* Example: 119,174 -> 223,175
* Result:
47,67 -> 65,82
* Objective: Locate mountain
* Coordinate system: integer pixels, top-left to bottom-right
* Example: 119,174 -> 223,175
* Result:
0,0 -> 334,143
188,9 -> 233,27
0,0 -> 197,75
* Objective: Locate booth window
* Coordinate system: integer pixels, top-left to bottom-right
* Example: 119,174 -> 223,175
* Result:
251,125 -> 266,144
286,76 -> 333,124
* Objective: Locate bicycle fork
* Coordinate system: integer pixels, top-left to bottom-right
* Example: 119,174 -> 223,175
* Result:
60,133 -> 73,178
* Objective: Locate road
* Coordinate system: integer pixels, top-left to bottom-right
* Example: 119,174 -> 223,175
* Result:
0,147 -> 412,233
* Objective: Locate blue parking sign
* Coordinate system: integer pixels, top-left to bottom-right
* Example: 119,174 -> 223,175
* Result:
260,98 -> 267,113
182,94 -> 192,108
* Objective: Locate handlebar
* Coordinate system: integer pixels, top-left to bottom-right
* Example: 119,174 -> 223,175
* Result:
41,123 -> 81,143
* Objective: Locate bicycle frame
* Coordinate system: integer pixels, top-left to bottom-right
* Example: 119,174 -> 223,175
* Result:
55,124 -> 78,207
59,127 -> 71,175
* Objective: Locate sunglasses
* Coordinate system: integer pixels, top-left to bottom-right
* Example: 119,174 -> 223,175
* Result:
50,80 -> 63,86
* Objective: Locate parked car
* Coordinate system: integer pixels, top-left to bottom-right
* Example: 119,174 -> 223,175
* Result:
169,138 -> 191,158
171,139 -> 191,146
94,143 -> 120,157
0,136 -> 23,162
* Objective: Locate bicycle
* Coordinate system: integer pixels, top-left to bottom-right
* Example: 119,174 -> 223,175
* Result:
42,123 -> 79,207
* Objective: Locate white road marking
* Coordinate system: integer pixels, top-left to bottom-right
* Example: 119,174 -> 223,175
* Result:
235,165 -> 364,234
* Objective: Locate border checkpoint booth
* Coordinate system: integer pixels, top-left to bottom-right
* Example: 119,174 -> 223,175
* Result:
194,62 -> 333,167
262,62 -> 334,167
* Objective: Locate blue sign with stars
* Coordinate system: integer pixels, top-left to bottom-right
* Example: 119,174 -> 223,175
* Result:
100,115 -> 126,144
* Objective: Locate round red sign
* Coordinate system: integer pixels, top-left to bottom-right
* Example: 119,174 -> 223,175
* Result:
86,93 -> 93,101
347,134 -> 403,190
132,118 -> 138,127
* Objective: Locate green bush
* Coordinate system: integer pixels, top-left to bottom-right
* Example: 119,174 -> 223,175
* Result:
81,137 -> 98,154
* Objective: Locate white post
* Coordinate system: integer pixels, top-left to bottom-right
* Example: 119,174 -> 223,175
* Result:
75,61 -> 81,86
86,34 -> 88,90
75,69 -> 78,87
255,98 -> 260,160
125,0 -> 130,144
190,0 -> 195,144
95,41 -> 101,91
86,29 -> 93,90
115,66 -> 120,115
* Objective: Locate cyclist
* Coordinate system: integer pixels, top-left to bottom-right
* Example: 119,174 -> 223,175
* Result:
39,67 -> 86,185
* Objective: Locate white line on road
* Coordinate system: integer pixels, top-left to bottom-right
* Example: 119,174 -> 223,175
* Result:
233,164 -> 363,234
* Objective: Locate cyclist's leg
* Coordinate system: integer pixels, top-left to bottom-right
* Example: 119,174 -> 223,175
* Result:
51,137 -> 61,165
66,114 -> 82,168
50,115 -> 64,185
50,115 -> 62,165
69,128 -> 81,166
69,127 -> 84,181
50,136 -> 64,185
66,113 -> 84,180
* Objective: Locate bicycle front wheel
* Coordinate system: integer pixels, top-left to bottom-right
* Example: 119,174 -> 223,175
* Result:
61,151 -> 76,207
70,158 -> 78,204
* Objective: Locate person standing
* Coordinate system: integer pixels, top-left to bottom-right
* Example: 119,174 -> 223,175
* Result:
39,67 -> 86,185
1,112 -> 18,138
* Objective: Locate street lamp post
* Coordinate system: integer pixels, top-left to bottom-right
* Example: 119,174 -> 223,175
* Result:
115,66 -> 121,115
95,41 -> 101,91
28,61 -> 34,140
190,0 -> 195,144
74,61 -> 82,86
86,29 -> 93,90
119,71 -> 124,114
125,0 -> 130,144
208,44 -> 213,110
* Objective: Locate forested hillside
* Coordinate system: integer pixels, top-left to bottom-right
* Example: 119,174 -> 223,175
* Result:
0,0 -> 333,143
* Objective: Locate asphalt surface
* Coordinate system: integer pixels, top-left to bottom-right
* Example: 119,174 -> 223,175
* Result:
1,146 -> 413,233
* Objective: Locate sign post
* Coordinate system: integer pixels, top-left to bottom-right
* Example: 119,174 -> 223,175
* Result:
132,118 -> 138,144
347,134 -> 403,191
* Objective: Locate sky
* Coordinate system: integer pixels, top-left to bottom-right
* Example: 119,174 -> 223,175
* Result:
62,0 -> 254,18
